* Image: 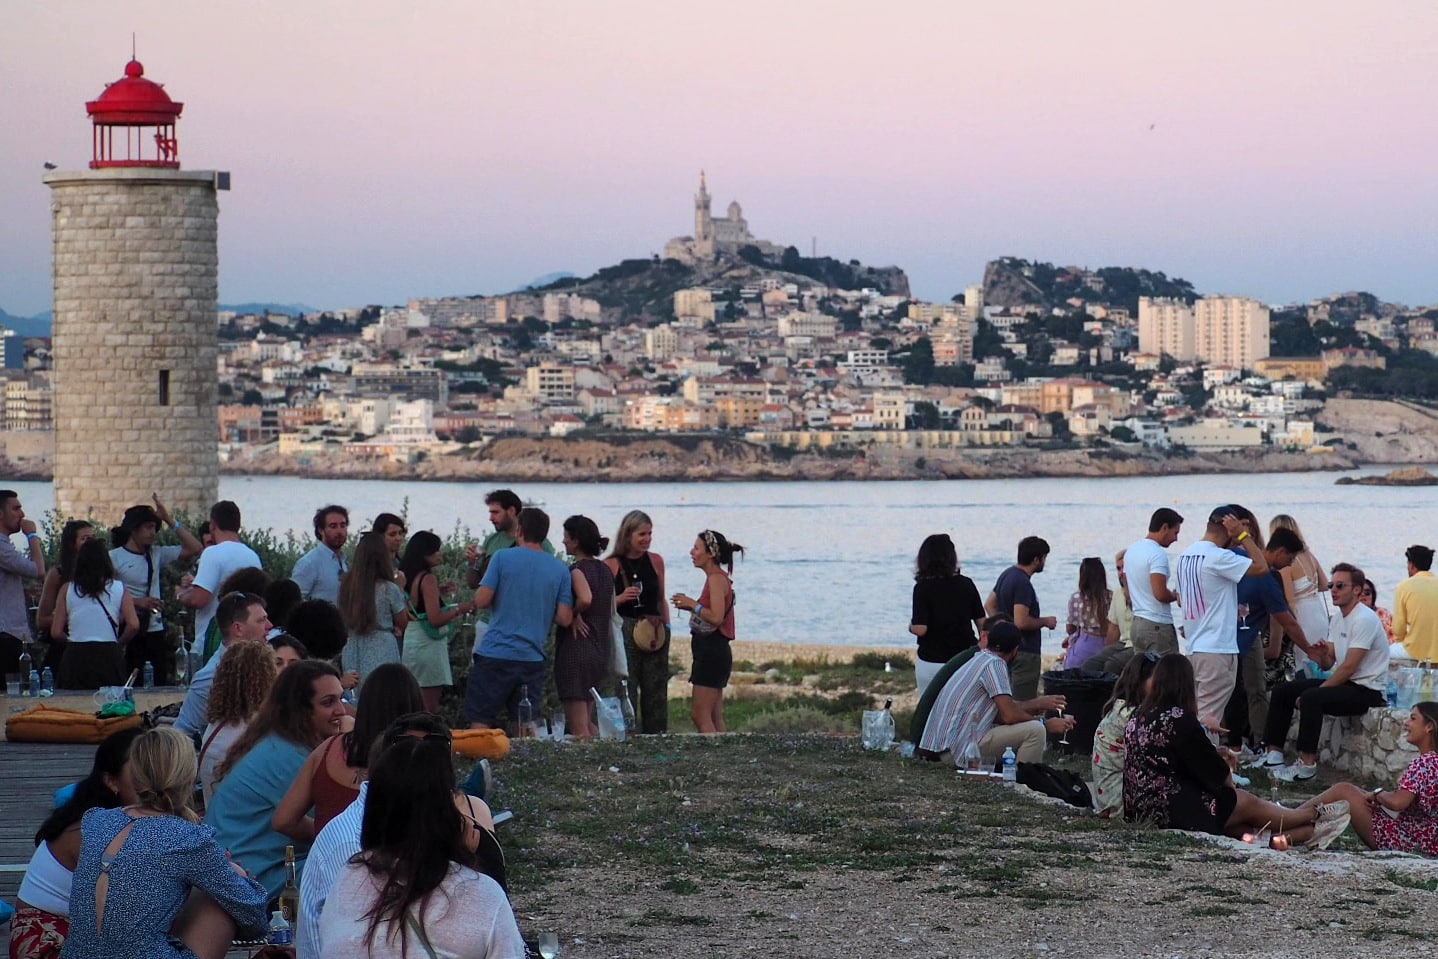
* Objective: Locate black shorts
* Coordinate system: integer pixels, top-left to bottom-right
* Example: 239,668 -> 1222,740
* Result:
689,632 -> 732,689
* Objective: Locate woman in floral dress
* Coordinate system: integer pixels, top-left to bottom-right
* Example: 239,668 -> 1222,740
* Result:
1297,702 -> 1438,856
1123,654 -> 1346,847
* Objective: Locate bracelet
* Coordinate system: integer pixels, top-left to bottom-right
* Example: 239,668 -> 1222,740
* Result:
25,532 -> 39,541
173,521 -> 183,531
1236,531 -> 1249,543
694,603 -> 704,616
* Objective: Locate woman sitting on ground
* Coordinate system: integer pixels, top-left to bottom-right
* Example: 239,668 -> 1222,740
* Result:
61,727 -> 269,959
1124,654 -> 1349,848
9,727 -> 143,959
268,632 -> 310,674
198,641 -> 277,806
317,733 -> 525,958
51,539 -> 138,690
1293,702 -> 1438,856
272,663 -> 424,839
204,660 -> 346,898
1359,579 -> 1396,645
1091,651 -> 1159,818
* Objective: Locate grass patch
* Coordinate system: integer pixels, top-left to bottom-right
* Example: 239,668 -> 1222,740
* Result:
1190,905 -> 1240,917
1383,868 -> 1438,892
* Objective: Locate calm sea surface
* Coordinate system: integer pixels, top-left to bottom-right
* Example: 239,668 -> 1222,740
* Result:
8,470 -> 1432,656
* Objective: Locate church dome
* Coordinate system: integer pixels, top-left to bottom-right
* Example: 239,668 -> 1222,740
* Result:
727,200 -> 743,219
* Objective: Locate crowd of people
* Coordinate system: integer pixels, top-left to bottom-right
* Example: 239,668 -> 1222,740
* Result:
912,503 -> 1438,856
1,486 -> 746,958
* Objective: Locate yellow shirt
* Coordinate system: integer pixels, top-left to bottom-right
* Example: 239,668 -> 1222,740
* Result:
1393,571 -> 1438,661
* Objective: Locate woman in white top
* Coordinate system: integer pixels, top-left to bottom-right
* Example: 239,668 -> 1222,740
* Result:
10,727 -> 143,959
317,734 -> 524,959
1269,514 -> 1329,671
199,639 -> 277,806
52,539 -> 138,690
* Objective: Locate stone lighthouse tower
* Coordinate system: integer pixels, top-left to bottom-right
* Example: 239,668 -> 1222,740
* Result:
44,57 -> 227,521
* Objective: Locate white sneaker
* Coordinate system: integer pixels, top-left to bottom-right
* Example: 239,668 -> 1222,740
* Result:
1272,761 -> 1318,783
1249,749 -> 1286,768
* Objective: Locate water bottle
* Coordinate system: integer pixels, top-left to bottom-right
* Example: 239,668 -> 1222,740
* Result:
40,667 -> 54,697
618,679 -> 637,738
267,909 -> 292,946
29,670 -> 41,698
1387,678 -> 1400,709
1002,746 -> 1017,786
516,684 -> 534,738
18,646 -> 32,695
143,662 -> 155,688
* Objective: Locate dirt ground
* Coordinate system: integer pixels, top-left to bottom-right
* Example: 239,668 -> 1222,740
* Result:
493,733 -> 1436,959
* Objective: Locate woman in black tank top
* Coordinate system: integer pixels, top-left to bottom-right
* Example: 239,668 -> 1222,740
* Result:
605,511 -> 670,733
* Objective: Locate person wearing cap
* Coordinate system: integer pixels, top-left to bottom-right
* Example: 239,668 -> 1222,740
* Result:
1174,505 -> 1269,731
110,494 -> 204,685
917,621 -> 1074,765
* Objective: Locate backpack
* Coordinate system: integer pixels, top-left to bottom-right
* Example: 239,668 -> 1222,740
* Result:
1016,762 -> 1093,809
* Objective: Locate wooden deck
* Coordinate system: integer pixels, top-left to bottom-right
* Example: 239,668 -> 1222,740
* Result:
0,741 -> 98,950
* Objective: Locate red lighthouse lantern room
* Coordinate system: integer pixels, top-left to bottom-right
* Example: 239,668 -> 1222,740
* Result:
85,59 -> 184,169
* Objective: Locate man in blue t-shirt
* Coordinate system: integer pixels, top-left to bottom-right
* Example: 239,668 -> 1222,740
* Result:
1224,526 -> 1314,751
985,536 -> 1057,701
465,507 -> 574,732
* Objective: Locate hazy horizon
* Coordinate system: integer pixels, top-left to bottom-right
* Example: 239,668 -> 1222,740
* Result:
3,1 -> 1437,317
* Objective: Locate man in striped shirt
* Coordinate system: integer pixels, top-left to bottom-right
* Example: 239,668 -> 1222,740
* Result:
918,622 -> 1073,765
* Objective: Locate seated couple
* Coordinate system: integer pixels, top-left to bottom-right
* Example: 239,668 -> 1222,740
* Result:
917,621 -> 1075,765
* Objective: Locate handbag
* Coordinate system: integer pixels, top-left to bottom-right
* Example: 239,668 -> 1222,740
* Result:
631,615 -> 668,653
608,595 -> 629,678
407,573 -> 454,642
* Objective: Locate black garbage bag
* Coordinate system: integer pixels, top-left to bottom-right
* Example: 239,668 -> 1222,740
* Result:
1040,668 -> 1117,755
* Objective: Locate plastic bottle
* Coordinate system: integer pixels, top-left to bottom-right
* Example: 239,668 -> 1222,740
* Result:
40,667 -> 54,697
18,647 -> 32,695
516,684 -> 534,738
1387,678 -> 1400,709
267,910 -> 292,946
143,662 -> 155,689
618,679 -> 637,738
29,670 -> 40,699
1001,746 -> 1017,785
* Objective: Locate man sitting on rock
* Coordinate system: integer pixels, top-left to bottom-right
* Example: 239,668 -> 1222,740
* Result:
1256,563 -> 1390,782
918,621 -> 1073,765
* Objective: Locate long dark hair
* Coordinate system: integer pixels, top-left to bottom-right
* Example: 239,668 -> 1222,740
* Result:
1102,652 -> 1158,718
35,726 -> 144,844
57,520 -> 94,584
357,736 -> 478,959
345,663 -> 424,768
1138,653 -> 1197,718
71,538 -> 116,599
339,532 -> 394,635
398,531 -> 442,600
214,660 -> 340,784
915,533 -> 958,581
563,515 -> 608,558
1414,701 -> 1438,750
1077,557 -> 1111,633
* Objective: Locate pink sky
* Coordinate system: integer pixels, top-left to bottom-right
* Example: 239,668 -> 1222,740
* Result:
3,0 -> 1437,316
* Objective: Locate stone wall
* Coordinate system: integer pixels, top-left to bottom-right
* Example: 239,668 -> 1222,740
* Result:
45,169 -> 220,521
1312,708 -> 1418,782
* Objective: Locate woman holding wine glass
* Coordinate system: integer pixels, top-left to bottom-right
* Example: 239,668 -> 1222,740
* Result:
606,511 -> 670,733
671,529 -> 744,735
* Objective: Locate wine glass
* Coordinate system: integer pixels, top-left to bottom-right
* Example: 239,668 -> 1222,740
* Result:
1057,708 -> 1070,746
539,932 -> 559,959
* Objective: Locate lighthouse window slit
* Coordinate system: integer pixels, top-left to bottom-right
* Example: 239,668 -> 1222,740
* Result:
159,370 -> 170,406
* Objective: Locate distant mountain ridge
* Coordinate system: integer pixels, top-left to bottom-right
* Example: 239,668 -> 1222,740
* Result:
0,301 -> 315,338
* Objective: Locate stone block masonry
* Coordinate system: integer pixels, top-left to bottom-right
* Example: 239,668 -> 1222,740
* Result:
45,169 -> 222,522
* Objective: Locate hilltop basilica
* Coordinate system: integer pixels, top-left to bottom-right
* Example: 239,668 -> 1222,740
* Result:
664,172 -> 784,265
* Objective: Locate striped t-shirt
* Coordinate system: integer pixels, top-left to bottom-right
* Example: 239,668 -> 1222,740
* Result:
919,649 -> 1011,755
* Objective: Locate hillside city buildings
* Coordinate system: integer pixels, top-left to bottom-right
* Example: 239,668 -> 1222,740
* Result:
1,178 -> 1423,473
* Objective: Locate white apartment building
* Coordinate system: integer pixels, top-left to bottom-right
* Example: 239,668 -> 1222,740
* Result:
1139,296 -> 1270,370
542,293 -> 602,324
673,288 -> 716,324
645,324 -> 679,361
525,363 -> 576,401
777,312 -> 838,338
382,400 -> 438,445
846,349 -> 889,368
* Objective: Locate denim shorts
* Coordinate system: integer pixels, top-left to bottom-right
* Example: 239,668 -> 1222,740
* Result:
464,655 -> 546,727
